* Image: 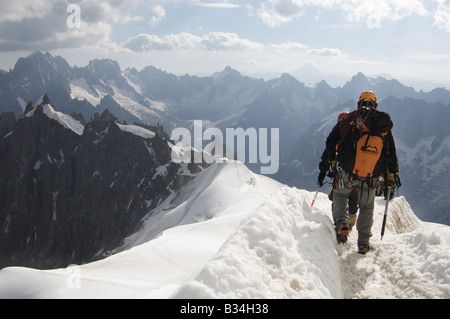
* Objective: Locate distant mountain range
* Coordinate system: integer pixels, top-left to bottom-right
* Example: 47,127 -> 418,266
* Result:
1,51 -> 450,227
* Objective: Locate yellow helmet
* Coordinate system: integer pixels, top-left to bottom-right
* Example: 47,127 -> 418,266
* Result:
358,91 -> 378,109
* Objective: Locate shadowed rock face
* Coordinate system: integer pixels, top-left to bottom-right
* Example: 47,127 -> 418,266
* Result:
0,97 -> 186,269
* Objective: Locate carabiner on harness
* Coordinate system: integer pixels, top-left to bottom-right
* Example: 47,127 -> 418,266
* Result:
334,165 -> 345,191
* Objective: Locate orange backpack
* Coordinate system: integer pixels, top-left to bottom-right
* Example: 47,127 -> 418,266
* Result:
351,124 -> 388,178
338,110 -> 392,179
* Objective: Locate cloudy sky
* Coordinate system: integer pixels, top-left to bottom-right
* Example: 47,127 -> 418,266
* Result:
0,0 -> 449,89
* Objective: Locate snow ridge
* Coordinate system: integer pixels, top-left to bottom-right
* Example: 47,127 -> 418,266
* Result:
115,122 -> 155,139
172,187 -> 449,299
25,104 -> 84,135
0,162 -> 448,299
172,186 -> 342,298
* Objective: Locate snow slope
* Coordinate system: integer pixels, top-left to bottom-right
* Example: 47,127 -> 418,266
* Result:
0,162 -> 449,299
115,122 -> 155,139
25,104 -> 85,136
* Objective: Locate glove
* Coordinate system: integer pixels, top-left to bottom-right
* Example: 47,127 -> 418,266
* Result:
318,170 -> 326,187
386,172 -> 396,188
330,159 -> 337,171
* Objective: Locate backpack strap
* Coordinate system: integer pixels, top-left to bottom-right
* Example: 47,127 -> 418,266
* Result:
338,109 -> 360,142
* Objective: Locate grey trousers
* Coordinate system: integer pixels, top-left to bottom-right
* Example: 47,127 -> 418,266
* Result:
332,170 -> 376,245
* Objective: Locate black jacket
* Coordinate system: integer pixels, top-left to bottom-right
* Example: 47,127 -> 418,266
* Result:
323,109 -> 399,176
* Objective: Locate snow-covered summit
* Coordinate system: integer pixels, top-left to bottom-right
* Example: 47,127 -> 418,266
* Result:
25,102 -> 84,136
0,161 -> 448,299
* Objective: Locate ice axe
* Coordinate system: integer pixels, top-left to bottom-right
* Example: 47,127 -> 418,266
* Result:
380,188 -> 391,240
311,184 -> 321,207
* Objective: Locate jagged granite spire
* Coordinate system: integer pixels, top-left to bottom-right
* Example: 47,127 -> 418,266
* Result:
42,94 -> 57,111
90,108 -> 117,123
24,101 -> 35,115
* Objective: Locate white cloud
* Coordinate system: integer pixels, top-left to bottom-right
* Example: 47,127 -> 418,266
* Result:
0,0 -> 58,22
0,0 -> 144,52
123,33 -> 201,51
201,32 -> 263,50
150,5 -> 166,27
388,0 -> 428,20
255,0 -> 430,27
121,15 -> 145,23
256,0 -> 306,27
57,22 -> 124,52
191,0 -> 240,8
122,32 -> 263,52
433,0 -> 450,31
270,41 -> 309,51
308,47 -> 344,58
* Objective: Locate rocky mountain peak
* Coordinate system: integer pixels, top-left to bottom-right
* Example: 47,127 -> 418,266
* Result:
213,65 -> 242,82
71,112 -> 86,125
42,94 -> 57,110
90,108 -> 117,123
0,102 -> 195,269
86,58 -> 121,79
24,100 -> 35,115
